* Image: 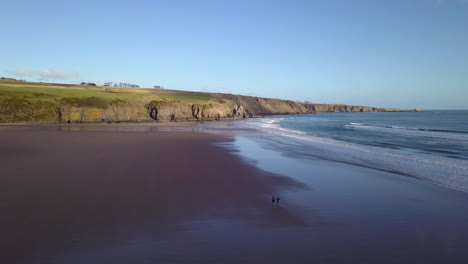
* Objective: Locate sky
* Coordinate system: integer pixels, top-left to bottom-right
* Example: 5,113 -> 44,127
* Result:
1,0 -> 467,109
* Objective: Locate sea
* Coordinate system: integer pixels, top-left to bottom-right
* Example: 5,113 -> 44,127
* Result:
237,110 -> 468,193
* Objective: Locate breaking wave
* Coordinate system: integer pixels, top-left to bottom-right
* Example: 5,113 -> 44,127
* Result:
242,115 -> 468,193
345,123 -> 468,141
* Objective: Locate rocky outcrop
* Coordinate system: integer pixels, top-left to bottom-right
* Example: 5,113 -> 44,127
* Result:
57,105 -> 151,123
146,100 -> 252,122
56,98 -> 151,123
191,103 -> 251,120
306,103 -> 400,113
147,101 -> 194,121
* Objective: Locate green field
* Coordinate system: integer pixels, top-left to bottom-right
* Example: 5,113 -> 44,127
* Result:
0,80 -> 214,104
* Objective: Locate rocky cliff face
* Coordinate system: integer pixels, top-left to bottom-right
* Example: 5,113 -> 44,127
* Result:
216,94 -> 400,116
144,94 -> 402,122
146,100 -> 250,121
56,98 -> 151,123
0,94 -> 405,124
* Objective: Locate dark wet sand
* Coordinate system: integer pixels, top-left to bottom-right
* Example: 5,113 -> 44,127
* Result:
1,124 -> 468,264
0,125 -> 305,264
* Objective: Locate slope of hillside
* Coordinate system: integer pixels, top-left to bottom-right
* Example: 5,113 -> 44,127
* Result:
0,80 -> 405,123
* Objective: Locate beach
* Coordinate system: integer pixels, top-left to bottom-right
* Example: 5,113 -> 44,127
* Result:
1,123 -> 468,263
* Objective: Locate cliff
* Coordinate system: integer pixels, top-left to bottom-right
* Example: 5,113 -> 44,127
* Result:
145,95 -> 401,122
0,80 -> 407,124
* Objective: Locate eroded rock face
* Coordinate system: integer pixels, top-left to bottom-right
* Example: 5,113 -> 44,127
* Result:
147,101 -> 194,121
217,94 -> 401,117
57,100 -> 151,123
1,93 -> 405,124
233,105 -> 249,118
147,101 -> 252,121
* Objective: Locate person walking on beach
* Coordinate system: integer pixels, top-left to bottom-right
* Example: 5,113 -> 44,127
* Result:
272,196 -> 276,207
276,196 -> 281,207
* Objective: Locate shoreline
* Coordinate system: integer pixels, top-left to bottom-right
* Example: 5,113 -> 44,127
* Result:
0,110 -> 424,126
224,126 -> 468,263
217,114 -> 468,194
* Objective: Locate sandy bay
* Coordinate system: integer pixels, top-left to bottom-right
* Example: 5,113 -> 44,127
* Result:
1,122 -> 468,263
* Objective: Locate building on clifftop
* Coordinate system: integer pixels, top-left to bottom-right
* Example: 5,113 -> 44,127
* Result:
103,82 -> 140,88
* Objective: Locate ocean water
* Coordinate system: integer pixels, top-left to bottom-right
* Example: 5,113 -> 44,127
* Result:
240,110 -> 468,192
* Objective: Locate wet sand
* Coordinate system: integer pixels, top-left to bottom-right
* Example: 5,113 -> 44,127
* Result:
228,133 -> 468,264
0,124 -> 305,264
1,124 -> 468,263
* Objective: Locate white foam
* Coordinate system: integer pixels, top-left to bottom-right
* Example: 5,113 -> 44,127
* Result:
345,123 -> 468,141
350,122 -> 367,126
258,118 -> 305,134
243,118 -> 468,193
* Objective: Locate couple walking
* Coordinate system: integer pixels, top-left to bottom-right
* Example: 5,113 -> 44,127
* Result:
271,196 -> 281,207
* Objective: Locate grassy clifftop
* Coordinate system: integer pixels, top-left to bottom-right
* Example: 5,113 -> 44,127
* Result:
0,80 -> 213,104
0,80 -> 403,123
0,80 -> 217,123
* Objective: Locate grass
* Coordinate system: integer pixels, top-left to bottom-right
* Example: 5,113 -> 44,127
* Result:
0,80 -> 221,123
161,91 -> 213,104
0,80 -> 215,104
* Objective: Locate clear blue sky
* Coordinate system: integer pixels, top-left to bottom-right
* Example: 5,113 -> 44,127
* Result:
1,0 -> 467,109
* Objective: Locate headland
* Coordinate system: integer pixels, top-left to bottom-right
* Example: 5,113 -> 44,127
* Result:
0,79 -> 413,124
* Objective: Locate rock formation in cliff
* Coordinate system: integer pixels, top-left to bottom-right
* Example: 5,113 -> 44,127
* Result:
146,100 -> 251,122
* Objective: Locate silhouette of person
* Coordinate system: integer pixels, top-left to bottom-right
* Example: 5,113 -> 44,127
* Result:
276,196 -> 280,206
272,196 -> 276,207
